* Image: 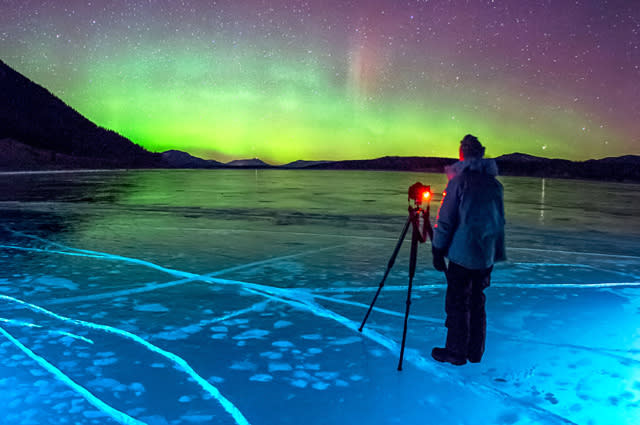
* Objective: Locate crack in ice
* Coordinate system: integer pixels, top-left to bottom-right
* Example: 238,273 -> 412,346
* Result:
0,325 -> 146,425
0,294 -> 252,425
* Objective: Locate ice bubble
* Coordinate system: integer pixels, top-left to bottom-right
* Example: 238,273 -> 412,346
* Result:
179,395 -> 192,403
329,336 -> 361,345
94,357 -> 117,366
249,374 -> 273,382
301,334 -> 322,340
274,320 -> 293,328
230,361 -> 257,371
268,362 -> 293,372
272,340 -> 294,348
233,329 -> 270,340
290,379 -> 308,388
316,371 -> 339,380
183,415 -> 215,423
134,303 -> 169,313
130,382 -> 145,393
312,382 -> 330,390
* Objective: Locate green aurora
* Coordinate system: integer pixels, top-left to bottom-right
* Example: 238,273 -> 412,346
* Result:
2,1 -> 637,163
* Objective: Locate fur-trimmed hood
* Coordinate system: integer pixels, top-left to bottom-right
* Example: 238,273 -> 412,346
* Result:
445,158 -> 499,180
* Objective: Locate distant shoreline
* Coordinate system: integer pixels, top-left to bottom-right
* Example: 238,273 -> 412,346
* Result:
2,165 -> 640,185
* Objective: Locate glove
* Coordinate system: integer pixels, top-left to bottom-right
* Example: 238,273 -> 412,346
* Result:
432,246 -> 447,272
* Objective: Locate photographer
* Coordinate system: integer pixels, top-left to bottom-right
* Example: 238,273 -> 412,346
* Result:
431,134 -> 506,366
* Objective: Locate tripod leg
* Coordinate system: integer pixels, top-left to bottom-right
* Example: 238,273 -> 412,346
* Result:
359,215 -> 412,332
398,225 -> 420,370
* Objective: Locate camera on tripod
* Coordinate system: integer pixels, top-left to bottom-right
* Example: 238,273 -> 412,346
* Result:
408,182 -> 431,208
359,181 -> 435,370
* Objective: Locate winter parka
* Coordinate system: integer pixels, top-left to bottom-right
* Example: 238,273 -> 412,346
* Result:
432,158 -> 506,270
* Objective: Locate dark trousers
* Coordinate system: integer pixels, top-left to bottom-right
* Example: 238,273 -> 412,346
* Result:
444,261 -> 492,361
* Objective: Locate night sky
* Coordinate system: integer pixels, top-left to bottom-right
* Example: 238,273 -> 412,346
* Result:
1,1 -> 639,163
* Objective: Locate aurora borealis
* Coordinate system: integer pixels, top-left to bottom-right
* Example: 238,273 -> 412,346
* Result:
1,1 -> 638,163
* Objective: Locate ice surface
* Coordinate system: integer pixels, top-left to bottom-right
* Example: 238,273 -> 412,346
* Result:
0,170 -> 639,425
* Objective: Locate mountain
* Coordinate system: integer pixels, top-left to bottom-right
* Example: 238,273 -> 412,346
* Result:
281,160 -> 334,168
307,156 -> 457,172
306,153 -> 640,181
226,158 -> 272,167
496,153 -> 640,181
0,59 -> 163,170
162,150 -> 224,168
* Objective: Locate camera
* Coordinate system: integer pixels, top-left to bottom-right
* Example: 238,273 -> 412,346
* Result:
408,182 -> 431,207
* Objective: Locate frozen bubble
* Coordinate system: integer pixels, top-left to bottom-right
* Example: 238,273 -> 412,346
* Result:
329,336 -> 362,345
233,329 -> 270,340
130,382 -> 145,393
316,371 -> 339,380
293,371 -> 312,379
134,303 -> 169,313
301,334 -> 322,340
312,382 -> 330,390
179,395 -> 192,403
222,318 -> 249,326
269,362 -> 293,372
291,379 -> 308,388
151,363 -> 166,368
88,378 -> 126,392
210,326 -> 228,333
274,320 -> 293,329
369,349 -> 385,357
350,375 -> 364,381
260,351 -> 283,360
250,374 -> 273,382
94,357 -> 117,366
307,348 -> 323,354
301,363 -> 321,371
183,415 -> 215,423
34,276 -> 78,291
230,361 -> 257,371
273,340 -> 294,348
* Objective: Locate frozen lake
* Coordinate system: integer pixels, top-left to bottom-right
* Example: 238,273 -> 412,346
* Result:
0,169 -> 639,425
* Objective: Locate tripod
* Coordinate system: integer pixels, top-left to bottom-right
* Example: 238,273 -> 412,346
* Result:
358,201 -> 433,371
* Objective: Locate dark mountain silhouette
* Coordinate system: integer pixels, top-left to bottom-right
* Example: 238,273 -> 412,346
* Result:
305,153 -> 640,181
307,156 -> 457,172
226,158 -> 272,167
0,59 -> 164,170
496,153 -> 640,181
281,159 -> 334,168
161,150 -> 224,168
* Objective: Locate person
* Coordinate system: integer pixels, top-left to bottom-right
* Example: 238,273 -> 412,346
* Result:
430,134 -> 506,366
